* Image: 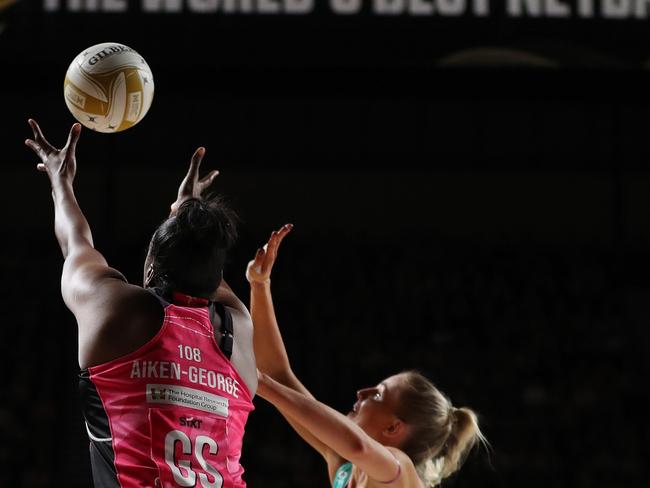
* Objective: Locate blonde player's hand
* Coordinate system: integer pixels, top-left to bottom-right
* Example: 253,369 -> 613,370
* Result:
246,224 -> 293,284
25,119 -> 80,186
170,147 -> 220,216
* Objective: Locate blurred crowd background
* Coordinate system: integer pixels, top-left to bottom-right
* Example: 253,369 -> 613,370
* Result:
2,1 -> 650,487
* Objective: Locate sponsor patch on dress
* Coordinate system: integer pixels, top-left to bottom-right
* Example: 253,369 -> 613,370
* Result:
146,384 -> 229,417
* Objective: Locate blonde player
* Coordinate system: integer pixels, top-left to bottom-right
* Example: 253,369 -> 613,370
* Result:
247,225 -> 487,488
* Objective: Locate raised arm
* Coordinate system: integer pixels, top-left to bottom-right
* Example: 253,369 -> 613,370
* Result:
245,225 -> 311,394
25,119 -> 151,368
257,372 -> 404,485
26,120 -> 91,259
245,228 -> 348,467
165,147 -> 248,314
161,147 -> 256,393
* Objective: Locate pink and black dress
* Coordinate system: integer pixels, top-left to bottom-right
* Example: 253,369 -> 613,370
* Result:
79,290 -> 254,488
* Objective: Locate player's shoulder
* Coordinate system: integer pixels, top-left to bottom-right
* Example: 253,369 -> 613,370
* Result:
385,447 -> 411,464
102,281 -> 163,318
382,448 -> 423,488
79,284 -> 164,368
224,302 -> 253,330
74,277 -> 161,325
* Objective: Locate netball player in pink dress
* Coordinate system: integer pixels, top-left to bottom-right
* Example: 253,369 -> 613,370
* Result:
26,120 -> 256,488
247,226 -> 488,488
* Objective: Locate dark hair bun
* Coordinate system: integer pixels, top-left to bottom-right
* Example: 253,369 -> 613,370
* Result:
147,196 -> 239,297
175,197 -> 238,250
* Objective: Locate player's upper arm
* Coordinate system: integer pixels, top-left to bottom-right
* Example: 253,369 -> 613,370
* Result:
228,304 -> 258,394
61,246 -> 128,319
61,246 -> 166,369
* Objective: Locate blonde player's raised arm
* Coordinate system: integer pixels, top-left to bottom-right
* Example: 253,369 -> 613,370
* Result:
245,225 -> 346,473
247,226 -> 488,488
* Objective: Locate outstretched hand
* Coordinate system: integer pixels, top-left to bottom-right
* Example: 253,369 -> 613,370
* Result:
170,147 -> 219,216
25,119 -> 81,186
246,224 -> 293,284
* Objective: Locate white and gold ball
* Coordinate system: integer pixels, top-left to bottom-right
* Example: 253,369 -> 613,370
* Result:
63,42 -> 154,133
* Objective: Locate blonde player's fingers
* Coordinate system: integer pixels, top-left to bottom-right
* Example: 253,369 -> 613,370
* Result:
267,231 -> 281,259
270,224 -> 292,256
275,224 -> 293,245
254,248 -> 265,268
260,234 -> 275,271
248,249 -> 266,278
267,231 -> 277,251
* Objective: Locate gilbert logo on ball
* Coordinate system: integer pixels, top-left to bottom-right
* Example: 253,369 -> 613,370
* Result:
64,43 -> 154,133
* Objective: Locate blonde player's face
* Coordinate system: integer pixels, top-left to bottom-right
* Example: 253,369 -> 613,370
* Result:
348,374 -> 406,440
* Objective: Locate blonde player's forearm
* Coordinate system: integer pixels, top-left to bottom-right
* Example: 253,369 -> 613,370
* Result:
257,373 -> 399,482
251,280 -> 314,398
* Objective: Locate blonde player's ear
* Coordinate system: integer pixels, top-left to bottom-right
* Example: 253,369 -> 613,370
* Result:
383,419 -> 406,439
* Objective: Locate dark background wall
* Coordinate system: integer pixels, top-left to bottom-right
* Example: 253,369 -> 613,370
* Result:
2,1 -> 650,487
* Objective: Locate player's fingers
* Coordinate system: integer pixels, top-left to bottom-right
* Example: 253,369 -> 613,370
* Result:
267,231 -> 283,264
28,119 -> 43,140
264,225 -> 292,271
25,139 -> 46,160
267,230 -> 279,251
260,244 -> 275,274
199,170 -> 219,191
36,163 -> 46,172
65,123 -> 82,153
253,248 -> 265,268
246,260 -> 257,279
188,147 -> 205,179
276,223 -> 293,241
28,119 -> 55,151
24,139 -> 37,152
273,224 -> 292,250
247,249 -> 265,277
270,229 -> 285,250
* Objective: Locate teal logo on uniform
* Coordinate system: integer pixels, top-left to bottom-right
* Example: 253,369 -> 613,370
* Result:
333,462 -> 353,488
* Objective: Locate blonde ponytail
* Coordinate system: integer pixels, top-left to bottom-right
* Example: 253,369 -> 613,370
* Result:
418,456 -> 445,487
396,372 -> 487,487
442,407 -> 485,479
